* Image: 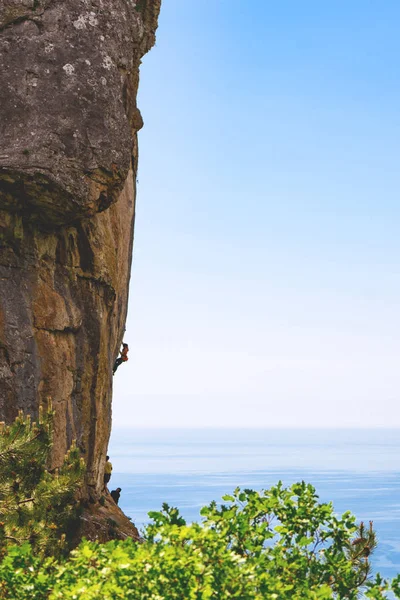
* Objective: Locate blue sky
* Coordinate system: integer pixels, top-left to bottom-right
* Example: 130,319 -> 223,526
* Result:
112,0 -> 400,427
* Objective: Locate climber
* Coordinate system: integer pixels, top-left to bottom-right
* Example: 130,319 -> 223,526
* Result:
111,487 -> 122,505
113,343 -> 129,375
104,455 -> 112,488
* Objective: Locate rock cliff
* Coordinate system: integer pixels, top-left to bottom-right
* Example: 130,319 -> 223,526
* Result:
0,0 -> 161,515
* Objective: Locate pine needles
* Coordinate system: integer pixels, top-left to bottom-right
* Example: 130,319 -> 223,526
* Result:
0,406 -> 85,557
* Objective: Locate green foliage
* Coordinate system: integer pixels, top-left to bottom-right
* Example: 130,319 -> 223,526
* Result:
0,418 -> 392,600
0,544 -> 55,600
0,481 -> 399,599
0,407 -> 84,557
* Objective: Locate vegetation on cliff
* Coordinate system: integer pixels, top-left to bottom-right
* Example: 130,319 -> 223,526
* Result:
0,407 -> 84,559
0,411 -> 398,598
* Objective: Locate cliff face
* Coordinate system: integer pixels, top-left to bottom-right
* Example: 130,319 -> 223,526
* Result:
0,0 -> 161,500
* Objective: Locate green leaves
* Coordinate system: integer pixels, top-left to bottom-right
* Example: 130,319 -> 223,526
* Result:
0,410 -> 397,598
221,495 -> 235,502
0,480 -> 399,599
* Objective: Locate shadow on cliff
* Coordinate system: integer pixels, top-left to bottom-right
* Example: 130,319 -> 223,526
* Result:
76,493 -> 140,545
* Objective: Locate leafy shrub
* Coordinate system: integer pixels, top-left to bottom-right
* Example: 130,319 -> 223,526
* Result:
0,481 -> 399,598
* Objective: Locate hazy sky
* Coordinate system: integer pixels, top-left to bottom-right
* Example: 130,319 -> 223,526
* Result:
112,0 -> 400,428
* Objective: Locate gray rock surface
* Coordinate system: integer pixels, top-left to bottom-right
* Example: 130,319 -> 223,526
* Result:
0,0 -> 158,225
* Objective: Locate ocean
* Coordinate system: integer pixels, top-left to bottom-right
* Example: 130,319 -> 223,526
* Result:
109,428 -> 400,583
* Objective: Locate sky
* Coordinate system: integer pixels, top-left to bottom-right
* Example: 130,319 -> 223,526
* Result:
112,0 -> 400,428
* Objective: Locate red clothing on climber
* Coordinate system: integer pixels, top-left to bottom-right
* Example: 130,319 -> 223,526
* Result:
113,343 -> 129,375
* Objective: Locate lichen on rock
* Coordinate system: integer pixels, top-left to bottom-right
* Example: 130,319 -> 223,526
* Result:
0,0 -> 160,226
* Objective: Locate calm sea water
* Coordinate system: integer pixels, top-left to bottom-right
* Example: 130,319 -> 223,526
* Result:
109,428 -> 400,582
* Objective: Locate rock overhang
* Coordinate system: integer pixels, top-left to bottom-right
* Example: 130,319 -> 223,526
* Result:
0,0 -> 152,226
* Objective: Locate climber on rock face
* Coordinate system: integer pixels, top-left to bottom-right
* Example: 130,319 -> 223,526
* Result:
113,343 -> 129,375
104,455 -> 112,489
111,487 -> 122,505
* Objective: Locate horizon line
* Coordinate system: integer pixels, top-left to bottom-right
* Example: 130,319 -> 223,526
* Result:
111,425 -> 400,430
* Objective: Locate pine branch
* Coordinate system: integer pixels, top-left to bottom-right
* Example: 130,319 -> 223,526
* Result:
0,407 -> 85,557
